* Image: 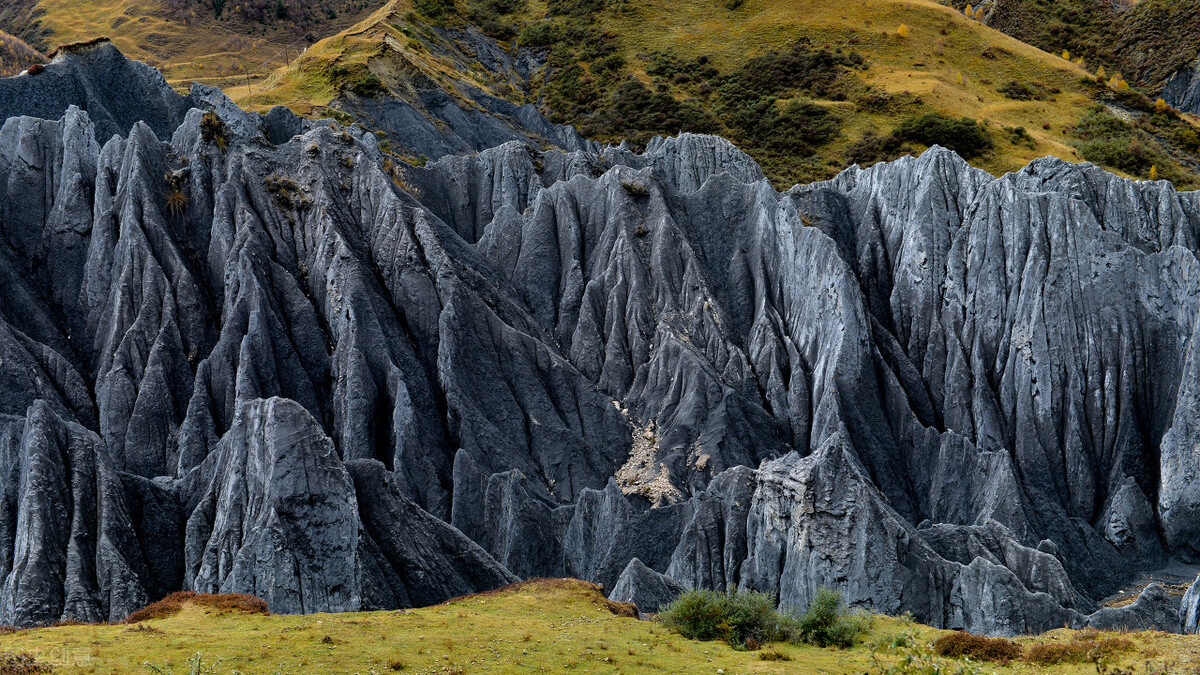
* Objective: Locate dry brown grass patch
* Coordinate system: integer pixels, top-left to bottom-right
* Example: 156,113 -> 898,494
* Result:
933,631 -> 1023,663
0,651 -> 51,674
47,37 -> 111,58
123,591 -> 269,624
1025,634 -> 1135,665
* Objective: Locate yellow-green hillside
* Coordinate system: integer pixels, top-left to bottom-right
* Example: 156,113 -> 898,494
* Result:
0,28 -> 44,76
29,0 -> 378,90
230,0 -> 1194,187
23,0 -> 1200,186
0,580 -> 1196,674
553,0 -> 1097,177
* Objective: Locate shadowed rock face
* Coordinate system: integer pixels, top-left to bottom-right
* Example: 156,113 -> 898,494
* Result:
1,44 -> 1199,634
1164,59 -> 1200,114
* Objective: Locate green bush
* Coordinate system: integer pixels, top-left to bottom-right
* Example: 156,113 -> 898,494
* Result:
414,0 -> 455,18
774,100 -> 842,151
658,589 -> 778,648
894,113 -> 993,158
1070,106 -> 1168,178
721,39 -> 863,100
547,0 -> 604,16
843,130 -> 902,166
518,22 -> 562,48
659,587 -> 869,651
1176,128 -> 1200,151
351,74 -> 386,98
783,587 -> 871,648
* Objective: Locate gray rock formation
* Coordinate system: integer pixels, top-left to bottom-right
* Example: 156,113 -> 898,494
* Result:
610,558 -> 685,617
183,398 -> 360,614
1087,584 -> 1179,632
1183,575 -> 1200,633
2,42 -> 1200,634
1164,59 -> 1200,114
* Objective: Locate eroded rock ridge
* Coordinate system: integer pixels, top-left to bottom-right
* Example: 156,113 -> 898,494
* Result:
0,43 -> 1198,635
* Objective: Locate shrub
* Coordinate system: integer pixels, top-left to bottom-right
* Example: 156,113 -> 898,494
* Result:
784,587 -> 872,648
124,592 -> 268,624
1004,125 -> 1036,149
351,74 -> 386,98
844,131 -> 902,166
721,39 -> 863,100
998,81 -> 1036,100
1070,106 -> 1171,178
658,589 -> 777,647
774,100 -> 842,152
264,174 -> 312,211
414,0 -> 455,18
166,190 -> 188,216
758,648 -> 791,661
547,0 -> 603,16
894,113 -> 993,158
933,631 -> 1023,663
621,180 -> 650,198
1177,128 -> 1200,151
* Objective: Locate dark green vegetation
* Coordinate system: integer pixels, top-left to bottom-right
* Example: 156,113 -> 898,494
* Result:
894,113 -> 993,158
1068,89 -> 1200,186
658,587 -> 871,650
449,0 -> 1200,187
961,0 -> 1200,93
789,587 -> 874,649
414,0 -> 899,184
524,11 -> 874,184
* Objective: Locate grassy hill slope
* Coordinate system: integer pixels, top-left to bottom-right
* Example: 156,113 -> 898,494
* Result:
960,0 -> 1200,95
237,0 -> 1200,187
0,29 -> 45,76
20,0 -> 1200,186
535,0 -> 1099,181
26,0 -> 381,91
0,580 -> 1196,674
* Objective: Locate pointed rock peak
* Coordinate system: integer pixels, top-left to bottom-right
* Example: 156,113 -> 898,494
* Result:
644,133 -> 764,192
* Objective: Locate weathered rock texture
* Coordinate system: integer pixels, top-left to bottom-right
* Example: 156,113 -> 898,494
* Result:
0,43 -> 1197,634
1165,58 -> 1200,114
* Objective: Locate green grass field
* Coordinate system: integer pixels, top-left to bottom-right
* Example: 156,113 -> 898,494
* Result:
0,580 -> 1197,675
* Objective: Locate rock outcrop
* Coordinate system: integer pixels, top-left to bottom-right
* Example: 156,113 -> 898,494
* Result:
1,42 -> 1200,634
610,558 -> 686,618
1164,59 -> 1200,114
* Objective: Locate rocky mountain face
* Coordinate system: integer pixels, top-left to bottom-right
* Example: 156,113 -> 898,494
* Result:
1,41 -> 1199,635
1164,59 -> 1200,114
